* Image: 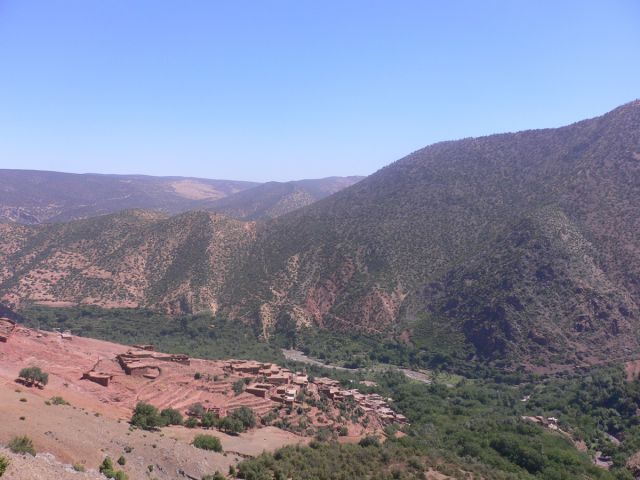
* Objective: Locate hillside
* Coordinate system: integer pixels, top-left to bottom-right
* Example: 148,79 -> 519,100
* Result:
1,101 -> 639,367
0,210 -> 255,313
225,100 -> 640,366
207,176 -> 364,220
0,170 -> 258,223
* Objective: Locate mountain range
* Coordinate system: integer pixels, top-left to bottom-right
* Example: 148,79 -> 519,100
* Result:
1,101 -> 639,367
0,170 -> 362,223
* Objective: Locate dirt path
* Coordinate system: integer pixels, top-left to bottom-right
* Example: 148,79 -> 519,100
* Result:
282,349 -> 432,384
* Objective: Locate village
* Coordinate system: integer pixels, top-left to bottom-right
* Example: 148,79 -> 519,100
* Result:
0,317 -> 407,440
224,359 -> 408,426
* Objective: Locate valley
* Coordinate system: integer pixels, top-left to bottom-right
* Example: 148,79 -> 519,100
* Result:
2,102 -> 639,370
1,102 -> 640,479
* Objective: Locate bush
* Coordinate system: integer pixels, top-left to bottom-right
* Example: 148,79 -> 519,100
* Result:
99,457 -> 128,479
358,436 -> 380,448
185,417 -> 198,428
99,457 -> 114,474
50,396 -> 69,405
160,408 -> 183,426
232,379 -> 245,395
18,367 -> 48,387
130,402 -> 163,430
72,463 -> 85,472
117,455 -> 126,466
193,434 -> 223,452
202,473 -> 225,480
0,455 -> 9,477
187,402 -> 206,417
8,436 -> 36,456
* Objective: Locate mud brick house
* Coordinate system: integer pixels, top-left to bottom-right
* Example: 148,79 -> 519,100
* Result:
82,371 -> 112,387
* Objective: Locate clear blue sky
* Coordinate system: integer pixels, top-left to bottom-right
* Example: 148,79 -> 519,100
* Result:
0,1 -> 638,182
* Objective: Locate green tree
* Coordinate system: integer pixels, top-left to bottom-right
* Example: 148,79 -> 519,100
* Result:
130,402 -> 163,430
201,412 -> 218,428
160,408 -> 183,425
229,406 -> 256,430
185,417 -> 198,428
219,416 -> 244,434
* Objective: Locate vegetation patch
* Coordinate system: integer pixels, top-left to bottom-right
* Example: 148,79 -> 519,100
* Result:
192,434 -> 223,452
8,436 -> 36,456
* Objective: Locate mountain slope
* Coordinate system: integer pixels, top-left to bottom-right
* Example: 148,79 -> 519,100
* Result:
224,100 -> 640,364
206,176 -> 364,220
0,210 -> 255,313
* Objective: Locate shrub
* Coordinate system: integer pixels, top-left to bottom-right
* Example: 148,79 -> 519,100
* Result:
358,436 -> 380,448
185,417 -> 198,428
315,428 -> 333,442
117,455 -> 126,466
8,436 -> 36,456
50,396 -> 69,405
339,426 -> 349,436
193,434 -> 223,452
202,473 -> 225,480
18,367 -> 48,387
99,457 -> 128,479
194,372 -> 202,380
232,379 -> 245,395
130,402 -> 163,430
187,402 -> 206,417
0,455 -> 9,477
160,408 -> 183,426
73,463 -> 85,472
99,457 -> 114,475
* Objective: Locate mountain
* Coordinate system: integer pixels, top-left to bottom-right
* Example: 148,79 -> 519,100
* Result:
1,101 -> 639,366
0,170 -> 259,223
0,170 -> 362,224
206,176 -> 364,220
224,100 -> 640,366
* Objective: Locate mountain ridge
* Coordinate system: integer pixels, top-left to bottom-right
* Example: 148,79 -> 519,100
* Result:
0,170 -> 361,224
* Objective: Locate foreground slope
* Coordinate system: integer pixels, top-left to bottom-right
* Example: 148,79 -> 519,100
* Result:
226,101 -> 640,365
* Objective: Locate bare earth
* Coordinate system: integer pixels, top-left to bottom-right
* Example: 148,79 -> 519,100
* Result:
0,328 -> 309,479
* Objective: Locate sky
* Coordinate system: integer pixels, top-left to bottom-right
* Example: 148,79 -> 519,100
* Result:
0,1 -> 638,182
